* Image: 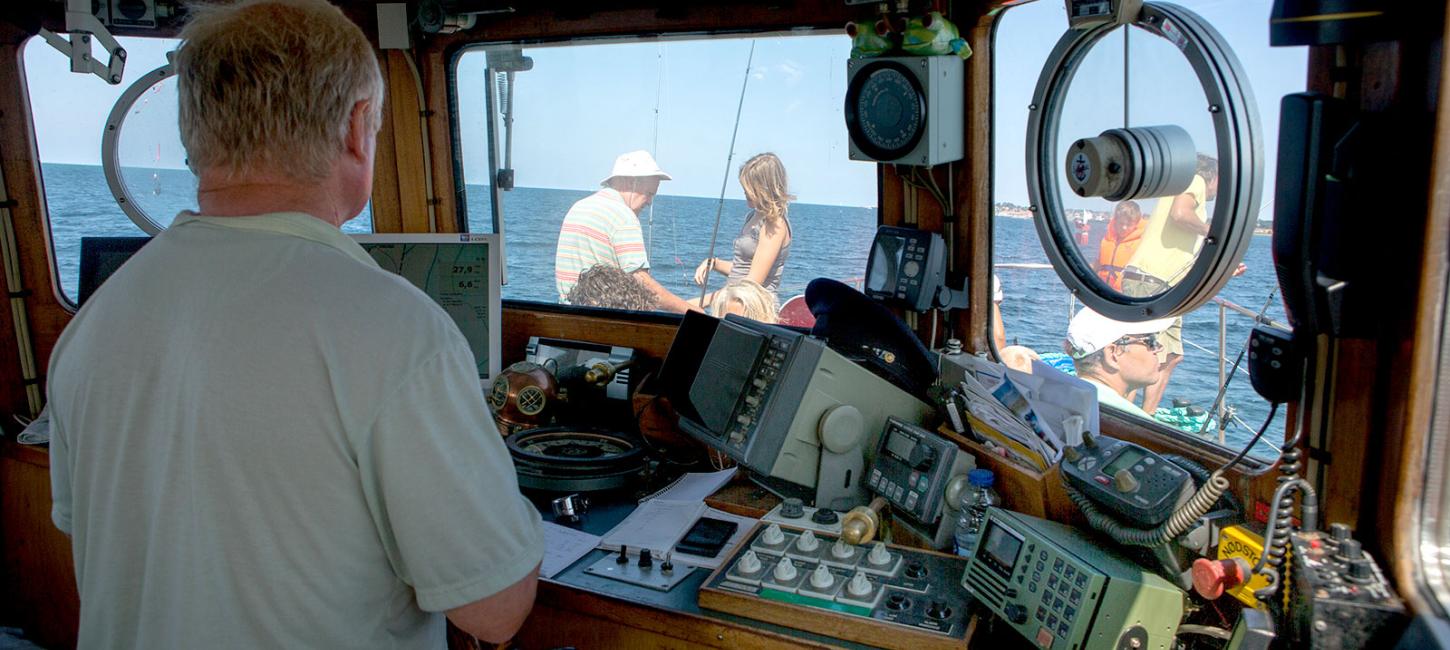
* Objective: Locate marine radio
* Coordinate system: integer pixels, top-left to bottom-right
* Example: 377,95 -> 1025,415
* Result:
961,508 -> 1184,650
661,312 -> 933,511
1060,435 -> 1192,527
866,417 -> 974,549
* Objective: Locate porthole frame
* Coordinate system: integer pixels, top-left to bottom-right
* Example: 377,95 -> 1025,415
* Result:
100,54 -> 177,236
1024,2 -> 1263,321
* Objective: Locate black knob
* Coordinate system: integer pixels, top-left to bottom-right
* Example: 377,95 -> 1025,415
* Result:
886,593 -> 910,611
1330,523 -> 1353,544
616,545 -> 629,564
1338,539 -> 1363,561
781,497 -> 805,519
1004,603 -> 1029,624
905,561 -> 927,579
638,550 -> 653,568
812,508 -> 839,525
911,444 -> 937,470
1347,559 -> 1375,583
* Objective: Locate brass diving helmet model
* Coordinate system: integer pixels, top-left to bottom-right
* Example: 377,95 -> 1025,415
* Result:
487,361 -> 558,437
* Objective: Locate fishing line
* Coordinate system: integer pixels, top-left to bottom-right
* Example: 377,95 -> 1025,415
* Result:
697,40 -> 757,307
646,44 -> 664,257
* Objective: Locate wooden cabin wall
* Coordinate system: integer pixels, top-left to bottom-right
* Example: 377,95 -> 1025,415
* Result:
1298,31 -> 1445,587
0,22 -> 80,649
1393,10 -> 1450,614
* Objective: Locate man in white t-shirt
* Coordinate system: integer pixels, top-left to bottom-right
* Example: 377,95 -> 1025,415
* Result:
46,1 -> 542,647
1064,307 -> 1175,420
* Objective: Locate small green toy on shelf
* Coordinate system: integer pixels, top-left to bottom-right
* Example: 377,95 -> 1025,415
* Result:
846,20 -> 894,59
902,11 -> 971,60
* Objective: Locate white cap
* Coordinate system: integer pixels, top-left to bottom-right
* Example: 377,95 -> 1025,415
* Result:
600,150 -> 672,186
1065,307 -> 1173,359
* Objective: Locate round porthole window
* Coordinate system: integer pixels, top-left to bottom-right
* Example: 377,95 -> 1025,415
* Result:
1024,3 -> 1263,321
101,54 -> 194,235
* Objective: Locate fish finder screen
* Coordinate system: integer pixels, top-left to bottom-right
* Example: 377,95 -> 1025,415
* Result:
981,521 -> 1024,580
865,233 -> 905,294
355,234 -> 502,385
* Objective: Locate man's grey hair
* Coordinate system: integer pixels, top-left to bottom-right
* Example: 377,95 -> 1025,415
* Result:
175,0 -> 384,181
1066,343 -> 1106,376
1196,153 -> 1219,183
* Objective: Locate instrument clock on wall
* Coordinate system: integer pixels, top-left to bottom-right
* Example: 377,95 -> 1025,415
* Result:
844,56 -> 964,166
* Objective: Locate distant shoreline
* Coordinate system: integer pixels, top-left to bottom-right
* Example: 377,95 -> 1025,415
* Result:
995,208 -> 1273,236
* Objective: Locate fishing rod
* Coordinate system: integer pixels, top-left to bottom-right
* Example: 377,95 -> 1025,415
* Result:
697,40 -> 757,307
646,44 -> 664,257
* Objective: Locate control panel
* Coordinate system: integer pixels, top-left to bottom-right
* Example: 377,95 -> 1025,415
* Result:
700,522 -> 972,649
725,334 -> 790,453
867,417 -> 973,548
671,314 -> 932,508
961,508 -> 1183,650
864,226 -> 947,312
1060,436 -> 1190,526
1287,525 -> 1407,649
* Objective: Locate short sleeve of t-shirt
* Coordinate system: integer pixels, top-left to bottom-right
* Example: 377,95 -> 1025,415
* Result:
358,338 -> 543,612
611,217 -> 650,274
992,274 -> 1004,305
48,408 -> 73,535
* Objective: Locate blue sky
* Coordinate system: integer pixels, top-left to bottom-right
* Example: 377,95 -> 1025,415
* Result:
23,0 -> 1303,212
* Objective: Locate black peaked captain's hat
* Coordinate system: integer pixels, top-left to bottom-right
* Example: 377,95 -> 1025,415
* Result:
805,278 -> 937,401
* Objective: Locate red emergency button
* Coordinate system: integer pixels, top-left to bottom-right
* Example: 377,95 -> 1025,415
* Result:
1035,626 -> 1054,648
1192,558 -> 1250,599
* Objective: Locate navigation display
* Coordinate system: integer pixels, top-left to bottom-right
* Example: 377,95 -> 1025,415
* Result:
981,521 -> 1024,580
354,234 -> 501,384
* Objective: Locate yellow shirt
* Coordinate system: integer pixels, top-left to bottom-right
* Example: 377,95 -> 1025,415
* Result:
1126,175 -> 1208,284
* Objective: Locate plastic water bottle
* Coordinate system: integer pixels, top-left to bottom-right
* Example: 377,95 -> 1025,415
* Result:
953,469 -> 999,558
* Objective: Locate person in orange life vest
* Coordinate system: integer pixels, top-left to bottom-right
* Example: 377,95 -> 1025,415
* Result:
1096,200 -> 1145,291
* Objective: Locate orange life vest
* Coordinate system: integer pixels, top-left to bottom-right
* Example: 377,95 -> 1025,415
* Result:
1097,220 -> 1146,291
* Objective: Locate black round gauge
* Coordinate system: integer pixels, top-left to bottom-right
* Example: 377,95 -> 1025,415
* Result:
845,60 -> 927,162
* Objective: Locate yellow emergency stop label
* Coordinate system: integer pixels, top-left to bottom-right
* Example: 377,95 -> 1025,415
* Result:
1218,525 -> 1271,607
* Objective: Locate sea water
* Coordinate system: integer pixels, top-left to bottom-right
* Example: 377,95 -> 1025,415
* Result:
41,162 -> 1285,459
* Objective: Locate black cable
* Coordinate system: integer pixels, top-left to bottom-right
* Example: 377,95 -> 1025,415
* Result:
1220,401 -> 1280,474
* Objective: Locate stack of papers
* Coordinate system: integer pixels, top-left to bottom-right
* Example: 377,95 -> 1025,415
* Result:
540,523 -> 601,579
946,354 -> 1094,471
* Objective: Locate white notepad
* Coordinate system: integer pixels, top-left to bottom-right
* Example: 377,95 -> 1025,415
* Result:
599,499 -> 708,558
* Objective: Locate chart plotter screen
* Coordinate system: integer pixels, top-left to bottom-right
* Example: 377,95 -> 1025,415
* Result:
353,234 -> 502,385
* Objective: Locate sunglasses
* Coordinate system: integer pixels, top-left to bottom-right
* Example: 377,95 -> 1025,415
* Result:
1115,333 -> 1162,351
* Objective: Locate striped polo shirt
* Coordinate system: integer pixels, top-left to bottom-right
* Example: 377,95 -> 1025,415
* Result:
554,188 -> 650,301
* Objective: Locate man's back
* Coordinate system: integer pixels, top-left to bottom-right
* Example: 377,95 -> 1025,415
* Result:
48,213 -> 542,648
554,188 -> 648,300
1127,175 -> 1208,284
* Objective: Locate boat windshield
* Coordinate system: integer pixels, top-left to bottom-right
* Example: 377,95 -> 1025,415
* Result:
455,32 -> 876,323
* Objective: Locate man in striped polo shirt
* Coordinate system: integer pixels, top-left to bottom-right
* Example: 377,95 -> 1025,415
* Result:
555,150 -> 694,313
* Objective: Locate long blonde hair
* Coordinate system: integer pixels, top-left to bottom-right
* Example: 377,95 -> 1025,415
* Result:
739,153 -> 795,234
712,280 -> 779,324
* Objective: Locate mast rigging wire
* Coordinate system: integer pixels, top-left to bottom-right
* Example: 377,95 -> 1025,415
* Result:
697,40 -> 757,306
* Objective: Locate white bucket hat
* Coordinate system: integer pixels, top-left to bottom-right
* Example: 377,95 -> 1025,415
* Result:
600,150 -> 673,186
1065,307 -> 1174,359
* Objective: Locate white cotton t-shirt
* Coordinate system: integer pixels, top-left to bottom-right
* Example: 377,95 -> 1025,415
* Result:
47,212 -> 543,649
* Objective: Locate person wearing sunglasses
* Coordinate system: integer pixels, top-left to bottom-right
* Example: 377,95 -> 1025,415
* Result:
1064,307 -> 1176,420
